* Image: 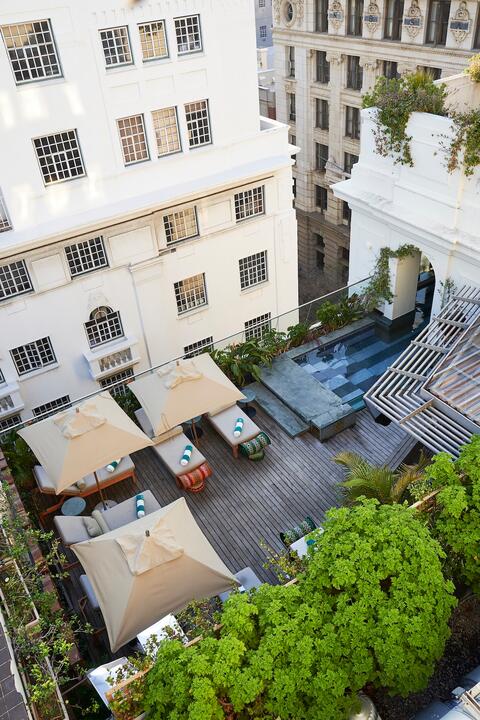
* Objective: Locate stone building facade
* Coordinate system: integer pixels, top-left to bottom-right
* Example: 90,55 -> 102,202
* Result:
273,0 -> 479,303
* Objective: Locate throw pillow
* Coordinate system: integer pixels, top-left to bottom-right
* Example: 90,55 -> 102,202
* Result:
91,509 -> 110,534
83,516 -> 103,538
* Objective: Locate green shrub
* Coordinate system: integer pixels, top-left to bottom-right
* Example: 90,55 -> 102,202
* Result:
466,53 -> 480,83
316,294 -> 362,333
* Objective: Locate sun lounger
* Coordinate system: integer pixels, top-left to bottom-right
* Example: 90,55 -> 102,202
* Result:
135,409 -> 212,492
54,490 -> 160,546
207,405 -> 262,457
219,566 -> 262,602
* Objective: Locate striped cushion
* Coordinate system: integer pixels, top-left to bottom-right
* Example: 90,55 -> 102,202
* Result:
177,462 -> 212,492
239,431 -> 271,458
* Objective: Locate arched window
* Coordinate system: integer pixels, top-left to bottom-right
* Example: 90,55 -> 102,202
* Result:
85,306 -> 124,348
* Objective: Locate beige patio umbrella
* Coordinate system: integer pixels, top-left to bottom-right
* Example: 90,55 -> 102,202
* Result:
18,392 -> 153,503
129,353 -> 245,436
72,498 -> 238,651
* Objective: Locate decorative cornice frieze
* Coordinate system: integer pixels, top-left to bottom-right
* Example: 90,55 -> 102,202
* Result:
325,51 -> 345,65
328,0 -> 344,31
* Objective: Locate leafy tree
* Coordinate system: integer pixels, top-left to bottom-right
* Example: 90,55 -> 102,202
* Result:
302,500 -> 456,696
334,450 -> 428,504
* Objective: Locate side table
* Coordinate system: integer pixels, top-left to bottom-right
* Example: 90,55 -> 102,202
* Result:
61,497 -> 87,516
184,415 -> 204,444
238,388 -> 257,418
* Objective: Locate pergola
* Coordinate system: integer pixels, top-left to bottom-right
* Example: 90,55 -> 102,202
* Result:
365,285 -> 480,457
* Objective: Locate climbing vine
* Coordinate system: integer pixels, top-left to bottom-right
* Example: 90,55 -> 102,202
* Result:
466,53 -> 480,83
445,109 -> 480,177
363,244 -> 419,309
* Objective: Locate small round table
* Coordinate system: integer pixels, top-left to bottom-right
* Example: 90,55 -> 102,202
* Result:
61,497 -> 87,516
184,415 -> 203,444
238,388 -> 257,418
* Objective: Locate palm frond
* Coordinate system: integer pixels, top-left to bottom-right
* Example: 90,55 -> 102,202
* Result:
392,454 -> 429,502
339,463 -> 396,504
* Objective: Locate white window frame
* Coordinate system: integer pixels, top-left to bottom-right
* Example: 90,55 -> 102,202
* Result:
234,186 -> 265,222
174,273 -> 207,315
10,337 -> 56,376
33,129 -> 86,185
117,114 -> 150,165
1,19 -> 62,85
0,414 -> 22,432
174,15 -> 202,55
0,190 -> 12,232
163,207 -> 198,245
151,107 -> 181,156
32,395 -> 71,419
65,236 -> 108,278
260,25 -> 267,39
85,308 -> 124,349
0,260 -> 33,301
100,368 -> 134,397
184,100 -> 212,148
239,251 -> 268,290
184,336 -> 214,358
99,26 -> 133,67
244,313 -> 272,341
138,20 -> 168,61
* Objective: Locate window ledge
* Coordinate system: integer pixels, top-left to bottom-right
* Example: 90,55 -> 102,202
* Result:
177,304 -> 209,319
240,281 -> 269,295
17,363 -> 60,382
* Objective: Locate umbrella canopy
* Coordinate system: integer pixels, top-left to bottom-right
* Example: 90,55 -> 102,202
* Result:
72,498 -> 238,651
18,392 -> 153,494
129,353 -> 245,436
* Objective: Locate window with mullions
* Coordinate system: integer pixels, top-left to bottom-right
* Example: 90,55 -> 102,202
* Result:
346,55 -> 363,90
347,0 -> 364,35
0,414 -> 21,432
345,105 -> 360,139
100,368 -> 134,397
184,336 -> 214,358
33,130 -> 85,185
384,0 -> 404,39
234,186 -> 265,222
185,100 -> 211,148
244,313 -> 271,341
32,395 -> 71,419
315,98 -> 329,129
315,0 -> 329,31
426,0 -> 451,46
0,190 -> 12,232
138,21 -> 168,61
117,114 -> 149,165
260,25 -> 267,39
239,251 -> 268,290
315,143 -> 329,172
175,15 -> 202,54
85,307 -> 124,348
152,107 -> 181,156
316,51 -> 330,83
99,26 -> 132,67
174,273 -> 207,314
288,92 -> 296,122
65,236 -> 108,278
344,152 -> 359,175
0,260 -> 33,301
163,207 -> 198,245
287,46 -> 295,77
383,60 -> 399,79
419,65 -> 442,80
1,20 -> 62,84
10,337 -> 56,376
315,185 -> 328,212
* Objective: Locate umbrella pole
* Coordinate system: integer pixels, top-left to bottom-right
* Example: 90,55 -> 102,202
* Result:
94,470 -> 108,512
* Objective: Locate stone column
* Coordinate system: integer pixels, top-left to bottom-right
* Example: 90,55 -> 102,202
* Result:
382,252 -> 421,323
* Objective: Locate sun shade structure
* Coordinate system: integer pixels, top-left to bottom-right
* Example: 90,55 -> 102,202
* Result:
18,392 -> 153,494
365,285 -> 480,456
129,353 -> 245,436
72,498 -> 238,651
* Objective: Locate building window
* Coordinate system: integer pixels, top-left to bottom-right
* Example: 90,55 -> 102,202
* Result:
138,21 -> 168,61
174,273 -> 207,314
339,246 -> 350,262
315,98 -> 329,129
0,415 -> 22,432
184,336 -> 214,358
347,56 -> 363,90
185,100 -> 211,148
315,0 -> 329,31
32,395 -> 71,419
347,0 -> 364,35
117,114 -> 149,165
239,251 -> 268,290
0,190 -> 12,232
245,313 -> 271,340
33,130 -> 85,185
315,234 -> 325,270
475,13 -> 480,49
0,260 -> 33,301
419,65 -> 442,80
175,15 -> 202,54
426,0 -> 451,46
65,236 -> 108,278
1,20 -> 62,85
288,92 -> 296,122
234,186 -> 265,221
11,337 -> 56,376
100,368 -> 134,397
344,152 -> 359,175
99,26 -> 132,67
315,143 -> 329,172
343,202 -> 352,225
383,60 -> 399,79
0,370 -> 5,385
315,185 -> 328,212
287,46 -> 295,77
259,0 -> 266,7
345,105 -> 360,139
259,25 -> 268,39
163,207 -> 198,245
85,307 -> 124,349
152,107 -> 181,156
316,51 -> 330,83
384,0 -> 404,39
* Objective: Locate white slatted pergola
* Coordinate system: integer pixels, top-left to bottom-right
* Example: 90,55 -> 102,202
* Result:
365,286 -> 480,457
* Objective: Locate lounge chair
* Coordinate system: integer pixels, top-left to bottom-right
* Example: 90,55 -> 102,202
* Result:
207,405 -> 263,457
135,409 -> 212,492
54,489 -> 160,546
34,456 -> 137,522
219,566 -> 262,602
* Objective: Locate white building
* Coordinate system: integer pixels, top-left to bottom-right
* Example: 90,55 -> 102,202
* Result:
255,0 -> 273,46
273,0 -> 478,303
0,0 -> 297,428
